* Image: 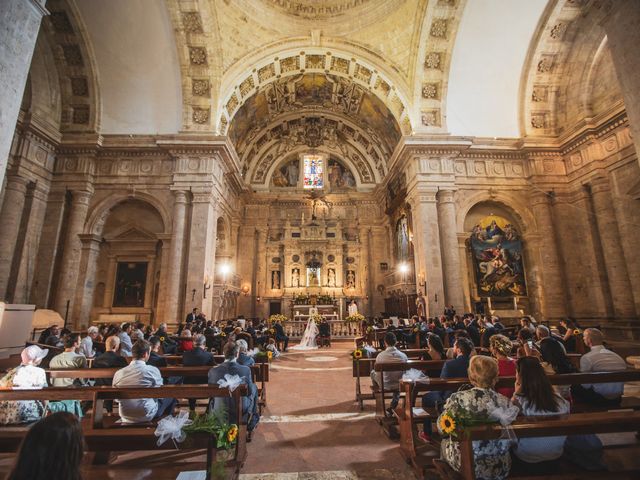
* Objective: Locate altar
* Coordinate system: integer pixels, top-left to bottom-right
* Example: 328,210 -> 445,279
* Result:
292,304 -> 340,322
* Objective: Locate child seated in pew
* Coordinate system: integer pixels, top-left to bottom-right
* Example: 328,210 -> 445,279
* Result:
265,338 -> 281,359
179,329 -> 194,353
510,356 -> 570,474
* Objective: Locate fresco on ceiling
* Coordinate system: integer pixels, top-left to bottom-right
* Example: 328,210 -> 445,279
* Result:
228,73 -> 401,155
327,158 -> 356,189
469,215 -> 527,298
272,158 -> 300,187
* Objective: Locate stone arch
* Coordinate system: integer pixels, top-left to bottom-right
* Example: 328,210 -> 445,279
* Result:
84,192 -> 171,236
519,0 -> 623,137
217,44 -> 413,136
410,0 -> 467,133
40,0 -> 101,133
456,191 -> 537,236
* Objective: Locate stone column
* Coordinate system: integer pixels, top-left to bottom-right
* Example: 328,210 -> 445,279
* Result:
54,190 -> 93,320
184,192 -> 218,318
409,187 -> 445,318
458,234 -> 472,313
0,0 -> 48,188
72,234 -> 102,328
32,190 -> 66,308
13,183 -> 49,304
437,190 -> 465,312
589,176 -> 637,318
164,190 -> 188,324
529,191 -> 567,320
103,255 -> 117,309
0,175 -> 29,300
598,1 -> 640,164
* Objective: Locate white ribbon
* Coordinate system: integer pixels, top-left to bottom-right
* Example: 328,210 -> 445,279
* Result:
402,368 -> 429,383
489,404 -> 519,443
247,348 -> 260,357
363,345 -> 377,356
154,410 -> 193,447
216,374 -> 244,393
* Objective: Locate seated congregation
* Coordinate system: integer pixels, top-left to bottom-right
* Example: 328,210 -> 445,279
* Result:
363,313 -> 639,479
0,316 -> 280,479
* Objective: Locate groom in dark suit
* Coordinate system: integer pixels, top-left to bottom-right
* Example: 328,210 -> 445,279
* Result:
273,321 -> 289,352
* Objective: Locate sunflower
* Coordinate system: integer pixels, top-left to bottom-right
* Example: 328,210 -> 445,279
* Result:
220,332 -> 226,337
227,425 -> 238,443
159,336 -> 165,342
267,351 -> 273,360
353,350 -> 363,359
439,413 -> 456,435
573,329 -> 581,335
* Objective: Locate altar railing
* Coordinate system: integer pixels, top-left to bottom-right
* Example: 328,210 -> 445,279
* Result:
284,320 -> 360,338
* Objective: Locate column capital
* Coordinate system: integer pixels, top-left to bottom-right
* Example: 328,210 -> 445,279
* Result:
437,189 -> 457,204
71,189 -> 93,206
78,233 -> 102,247
172,189 -> 189,203
529,189 -> 554,207
589,175 -> 612,195
4,175 -> 29,193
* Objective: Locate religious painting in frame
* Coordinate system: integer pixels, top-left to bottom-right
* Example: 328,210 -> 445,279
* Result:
113,262 -> 148,307
469,215 -> 527,298
395,214 -> 410,262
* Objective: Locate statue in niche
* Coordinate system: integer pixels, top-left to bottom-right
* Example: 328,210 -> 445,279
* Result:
346,270 -> 356,289
272,270 -> 281,290
327,268 -> 336,287
416,290 -> 427,319
396,215 -> 409,262
291,268 -> 300,287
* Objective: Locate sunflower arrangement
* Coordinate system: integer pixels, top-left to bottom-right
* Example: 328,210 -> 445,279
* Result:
309,313 -> 324,325
437,408 -> 495,438
345,312 -> 365,323
351,348 -> 365,359
183,410 -> 239,449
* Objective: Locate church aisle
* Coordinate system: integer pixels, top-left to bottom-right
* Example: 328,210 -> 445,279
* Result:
240,341 -> 414,478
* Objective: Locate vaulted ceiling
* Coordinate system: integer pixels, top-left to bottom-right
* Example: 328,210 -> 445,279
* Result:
27,0 -> 625,184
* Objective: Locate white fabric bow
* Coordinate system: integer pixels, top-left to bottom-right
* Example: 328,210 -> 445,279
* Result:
402,368 -> 429,383
489,404 -> 520,443
247,348 -> 260,357
154,410 -> 193,447
363,345 -> 377,356
216,374 -> 244,392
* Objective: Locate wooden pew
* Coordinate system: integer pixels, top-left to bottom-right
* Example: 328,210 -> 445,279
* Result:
352,349 -> 431,410
397,369 -> 640,479
0,384 -> 247,480
371,360 -> 447,437
454,411 -> 640,479
47,363 -> 270,413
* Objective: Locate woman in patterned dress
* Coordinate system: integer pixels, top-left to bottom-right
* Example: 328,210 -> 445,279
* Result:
437,355 -> 519,480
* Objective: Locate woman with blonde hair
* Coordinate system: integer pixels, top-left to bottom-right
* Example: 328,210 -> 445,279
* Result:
490,334 -> 516,398
436,355 -> 519,480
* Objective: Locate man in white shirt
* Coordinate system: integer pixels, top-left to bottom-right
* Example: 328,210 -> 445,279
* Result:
113,340 -> 176,423
118,323 -> 134,357
371,332 -> 408,414
571,328 -> 627,406
80,326 -> 99,358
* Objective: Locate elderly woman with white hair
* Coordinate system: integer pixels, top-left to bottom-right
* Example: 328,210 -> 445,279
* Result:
236,339 -> 255,367
0,345 -> 49,425
80,326 -> 99,358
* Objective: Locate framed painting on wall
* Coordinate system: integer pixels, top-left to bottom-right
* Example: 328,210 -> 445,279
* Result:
113,262 -> 148,307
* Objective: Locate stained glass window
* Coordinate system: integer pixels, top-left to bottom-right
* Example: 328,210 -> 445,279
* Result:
303,154 -> 324,189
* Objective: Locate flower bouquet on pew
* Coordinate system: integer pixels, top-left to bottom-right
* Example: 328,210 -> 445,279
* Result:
154,409 -> 238,449
438,402 -> 518,440
351,344 -> 377,359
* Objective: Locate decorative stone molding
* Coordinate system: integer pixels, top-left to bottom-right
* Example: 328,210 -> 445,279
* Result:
421,110 -> 441,127
182,12 -> 203,33
189,47 -> 208,65
430,19 -> 448,38
192,79 -> 210,96
422,83 -> 439,99
192,107 -> 210,124
41,0 -> 100,133
424,52 -> 442,70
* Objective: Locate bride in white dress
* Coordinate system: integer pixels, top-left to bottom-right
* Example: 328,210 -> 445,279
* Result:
291,318 -> 319,350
